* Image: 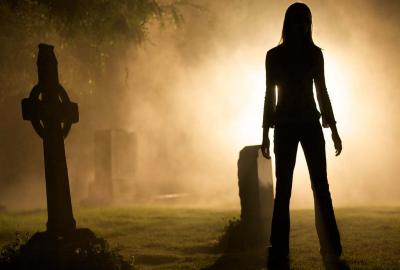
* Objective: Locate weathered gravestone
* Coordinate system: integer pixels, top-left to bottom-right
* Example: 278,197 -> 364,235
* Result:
85,129 -> 138,206
20,44 -> 97,267
237,145 -> 274,247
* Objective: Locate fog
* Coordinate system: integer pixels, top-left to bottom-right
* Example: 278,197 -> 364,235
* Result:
1,0 -> 399,209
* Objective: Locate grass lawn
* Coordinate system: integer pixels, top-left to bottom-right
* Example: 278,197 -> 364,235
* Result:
0,207 -> 399,269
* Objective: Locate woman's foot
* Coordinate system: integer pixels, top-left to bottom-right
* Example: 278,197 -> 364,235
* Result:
266,246 -> 290,269
322,253 -> 350,270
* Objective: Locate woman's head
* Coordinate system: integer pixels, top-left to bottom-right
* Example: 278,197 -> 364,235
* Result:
280,2 -> 314,45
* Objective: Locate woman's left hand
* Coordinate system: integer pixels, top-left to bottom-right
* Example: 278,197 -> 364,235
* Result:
331,131 -> 342,156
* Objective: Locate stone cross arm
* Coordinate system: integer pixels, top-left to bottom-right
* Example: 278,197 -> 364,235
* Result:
22,93 -> 78,123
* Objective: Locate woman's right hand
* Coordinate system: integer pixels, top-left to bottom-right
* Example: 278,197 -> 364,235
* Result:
261,128 -> 271,159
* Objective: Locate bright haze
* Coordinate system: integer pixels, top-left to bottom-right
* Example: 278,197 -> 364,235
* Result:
1,0 -> 399,209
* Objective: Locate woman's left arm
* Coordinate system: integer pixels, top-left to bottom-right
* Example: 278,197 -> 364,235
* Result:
314,49 -> 336,128
314,49 -> 342,156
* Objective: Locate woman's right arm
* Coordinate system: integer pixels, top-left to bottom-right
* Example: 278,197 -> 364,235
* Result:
261,51 -> 276,159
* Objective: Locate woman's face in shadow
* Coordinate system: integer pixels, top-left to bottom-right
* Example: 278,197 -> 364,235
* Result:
287,14 -> 310,41
291,22 -> 309,37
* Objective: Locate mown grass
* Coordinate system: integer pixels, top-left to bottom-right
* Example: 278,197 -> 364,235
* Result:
0,207 -> 399,269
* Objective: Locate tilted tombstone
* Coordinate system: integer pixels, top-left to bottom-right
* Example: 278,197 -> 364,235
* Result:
20,44 -> 97,267
238,145 -> 274,247
84,129 -> 137,206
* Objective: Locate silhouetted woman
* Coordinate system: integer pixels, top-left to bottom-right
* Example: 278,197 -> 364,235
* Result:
261,2 -> 343,267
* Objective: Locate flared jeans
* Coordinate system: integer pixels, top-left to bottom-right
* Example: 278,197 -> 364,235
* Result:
269,121 -> 342,256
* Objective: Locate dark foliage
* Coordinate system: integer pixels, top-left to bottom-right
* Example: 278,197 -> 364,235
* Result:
0,232 -> 135,270
0,0 -> 187,98
0,233 -> 30,268
217,218 -> 244,252
217,217 -> 269,252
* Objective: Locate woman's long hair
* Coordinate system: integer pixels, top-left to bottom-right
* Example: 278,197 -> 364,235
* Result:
280,2 -> 314,45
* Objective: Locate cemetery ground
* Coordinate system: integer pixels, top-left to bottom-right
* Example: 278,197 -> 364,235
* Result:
0,207 -> 399,270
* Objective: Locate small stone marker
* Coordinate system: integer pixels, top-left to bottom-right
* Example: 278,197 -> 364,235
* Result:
238,145 -> 274,247
84,129 -> 138,206
20,44 -> 97,268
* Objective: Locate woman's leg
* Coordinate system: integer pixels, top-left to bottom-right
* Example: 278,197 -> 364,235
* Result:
300,122 -> 342,256
270,124 -> 299,256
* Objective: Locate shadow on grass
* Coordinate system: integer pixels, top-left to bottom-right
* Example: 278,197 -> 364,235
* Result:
202,250 -> 266,270
322,258 -> 351,270
202,217 -> 351,270
203,251 -> 351,270
134,254 -> 180,265
178,244 -> 216,254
